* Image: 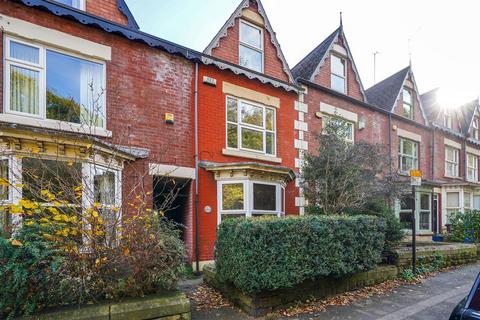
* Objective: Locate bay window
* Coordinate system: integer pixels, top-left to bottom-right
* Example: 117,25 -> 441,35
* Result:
5,37 -> 106,129
419,193 -> 431,231
445,146 -> 459,177
467,153 -> 478,182
446,192 -> 460,217
398,138 -> 418,173
226,97 -> 276,156
239,20 -> 263,72
218,180 -> 284,223
331,55 -> 346,93
399,195 -> 413,229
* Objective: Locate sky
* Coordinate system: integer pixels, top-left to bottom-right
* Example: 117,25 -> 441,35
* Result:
126,0 -> 480,107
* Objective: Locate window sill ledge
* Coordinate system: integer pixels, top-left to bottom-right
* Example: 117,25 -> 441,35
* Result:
222,148 -> 282,163
0,113 -> 112,138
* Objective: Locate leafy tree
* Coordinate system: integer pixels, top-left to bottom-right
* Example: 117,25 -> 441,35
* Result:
302,114 -> 405,215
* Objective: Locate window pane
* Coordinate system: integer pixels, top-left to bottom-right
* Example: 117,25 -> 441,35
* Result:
265,108 -> 274,131
22,158 -> 82,204
0,160 -> 9,201
331,55 -> 345,76
403,104 -> 412,119
94,168 -> 116,205
420,194 -> 430,210
241,127 -> 263,151
239,45 -> 262,72
403,89 -> 412,105
401,195 -> 413,210
419,211 -> 430,230
474,195 -> 480,209
402,139 -> 413,155
331,74 -> 345,93
253,183 -> 276,211
465,193 -> 472,208
266,132 -> 275,155
222,183 -> 244,211
46,50 -> 104,127
400,211 -> 413,229
447,192 -> 459,208
227,123 -> 238,148
10,41 -> 39,64
227,98 -> 238,123
240,22 -> 262,49
53,0 -> 82,9
10,65 -> 40,115
241,103 -> 263,127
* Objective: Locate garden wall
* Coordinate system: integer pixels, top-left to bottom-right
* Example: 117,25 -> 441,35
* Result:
204,264 -> 398,317
20,291 -> 191,320
396,243 -> 478,269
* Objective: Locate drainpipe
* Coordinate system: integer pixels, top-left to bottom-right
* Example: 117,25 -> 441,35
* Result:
463,138 -> 468,182
388,114 -> 392,175
431,128 -> 435,179
194,62 -> 200,274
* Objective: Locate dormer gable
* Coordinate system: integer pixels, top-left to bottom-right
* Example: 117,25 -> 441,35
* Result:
469,106 -> 480,140
366,66 -> 428,125
204,0 -> 294,83
52,0 -> 139,29
291,26 -> 366,101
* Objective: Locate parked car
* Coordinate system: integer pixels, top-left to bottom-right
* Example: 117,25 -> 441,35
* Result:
450,272 -> 480,319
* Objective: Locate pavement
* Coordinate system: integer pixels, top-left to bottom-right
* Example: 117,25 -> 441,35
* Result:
182,262 -> 480,320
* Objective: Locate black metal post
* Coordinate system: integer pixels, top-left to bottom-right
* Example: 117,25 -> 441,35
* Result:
411,185 -> 417,274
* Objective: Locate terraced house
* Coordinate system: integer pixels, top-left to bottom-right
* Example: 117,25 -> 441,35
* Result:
0,0 -> 478,269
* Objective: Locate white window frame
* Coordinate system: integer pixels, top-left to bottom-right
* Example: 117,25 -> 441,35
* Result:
445,191 -> 460,221
444,110 -> 452,129
445,146 -> 460,177
398,138 -> 419,174
402,87 -> 413,120
4,36 -> 107,130
419,193 -> 431,231
239,19 -> 264,73
473,117 -> 479,140
330,54 -> 347,94
54,0 -> 86,10
217,179 -> 284,225
226,96 -> 276,156
322,115 -> 354,143
467,153 -> 478,182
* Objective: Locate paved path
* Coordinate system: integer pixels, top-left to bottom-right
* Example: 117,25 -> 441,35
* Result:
186,262 -> 480,320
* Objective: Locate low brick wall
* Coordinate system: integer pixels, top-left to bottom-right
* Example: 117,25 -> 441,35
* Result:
204,264 -> 398,317
396,243 -> 478,269
20,291 -> 191,320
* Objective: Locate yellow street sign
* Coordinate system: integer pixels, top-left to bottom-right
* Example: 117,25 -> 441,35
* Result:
410,170 -> 422,178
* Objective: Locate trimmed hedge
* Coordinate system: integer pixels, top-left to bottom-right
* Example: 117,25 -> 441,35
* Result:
215,215 -> 386,294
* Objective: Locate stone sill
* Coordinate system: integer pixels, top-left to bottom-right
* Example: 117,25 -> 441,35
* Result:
222,148 -> 282,163
19,290 -> 191,320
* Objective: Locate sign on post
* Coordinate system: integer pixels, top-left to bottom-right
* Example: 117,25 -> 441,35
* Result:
410,170 -> 422,186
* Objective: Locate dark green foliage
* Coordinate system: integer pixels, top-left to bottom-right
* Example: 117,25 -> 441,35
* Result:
215,215 -> 386,294
400,253 -> 444,281
0,224 -> 67,319
347,200 -> 404,263
447,210 -> 480,243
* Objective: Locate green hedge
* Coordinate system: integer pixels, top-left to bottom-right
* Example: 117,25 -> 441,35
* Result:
215,215 -> 386,294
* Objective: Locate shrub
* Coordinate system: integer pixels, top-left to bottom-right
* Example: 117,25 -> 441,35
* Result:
447,210 -> 480,243
0,223 -> 68,319
347,200 -> 404,263
215,215 -> 386,294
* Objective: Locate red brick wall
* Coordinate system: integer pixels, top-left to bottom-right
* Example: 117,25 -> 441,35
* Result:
312,37 -> 365,102
432,132 -> 465,182
85,0 -> 130,27
209,0 -> 290,82
392,78 -> 426,126
195,63 -> 298,261
304,88 -> 388,156
0,2 -> 195,235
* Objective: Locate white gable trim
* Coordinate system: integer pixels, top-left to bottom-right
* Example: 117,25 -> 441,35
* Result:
391,68 -> 429,125
203,0 -> 294,83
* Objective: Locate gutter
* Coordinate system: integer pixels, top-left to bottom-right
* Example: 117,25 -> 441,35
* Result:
193,62 -> 200,274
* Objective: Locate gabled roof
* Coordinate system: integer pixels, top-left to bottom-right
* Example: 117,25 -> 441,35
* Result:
117,0 -> 139,30
291,28 -> 338,81
291,25 -> 367,101
457,100 -> 478,134
366,66 -> 428,123
203,0 -> 295,84
420,88 -> 441,123
365,67 -> 410,111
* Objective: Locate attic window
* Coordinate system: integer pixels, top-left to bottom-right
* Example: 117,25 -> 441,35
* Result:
239,20 -> 263,73
331,55 -> 346,94
402,88 -> 413,120
443,110 -> 453,129
53,0 -> 85,10
473,117 -> 479,140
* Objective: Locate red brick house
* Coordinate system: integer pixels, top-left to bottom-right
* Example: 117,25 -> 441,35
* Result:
195,0 -> 302,267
